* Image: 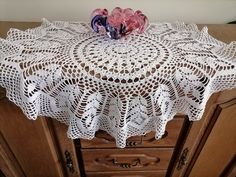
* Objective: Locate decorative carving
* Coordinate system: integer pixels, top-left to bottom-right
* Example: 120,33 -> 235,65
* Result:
126,140 -> 142,147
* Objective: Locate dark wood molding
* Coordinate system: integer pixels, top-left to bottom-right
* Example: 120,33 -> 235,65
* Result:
166,116 -> 192,177
74,139 -> 86,177
0,87 -> 6,101
220,154 -> 236,177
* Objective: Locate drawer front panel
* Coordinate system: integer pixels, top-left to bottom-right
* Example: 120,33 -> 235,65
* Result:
86,170 -> 166,177
82,148 -> 173,172
81,117 -> 185,148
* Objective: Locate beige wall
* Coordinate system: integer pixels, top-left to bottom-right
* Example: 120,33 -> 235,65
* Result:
0,0 -> 236,24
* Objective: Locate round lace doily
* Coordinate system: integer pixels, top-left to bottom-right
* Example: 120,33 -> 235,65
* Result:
0,19 -> 236,147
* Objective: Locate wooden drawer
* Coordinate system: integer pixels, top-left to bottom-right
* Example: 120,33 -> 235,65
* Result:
82,148 -> 173,172
80,116 -> 185,148
86,170 -> 166,177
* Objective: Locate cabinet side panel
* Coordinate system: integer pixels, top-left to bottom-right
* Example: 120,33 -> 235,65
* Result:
0,97 -> 63,177
189,99 -> 236,177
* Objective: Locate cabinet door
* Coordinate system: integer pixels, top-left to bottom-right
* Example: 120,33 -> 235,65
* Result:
188,99 -> 236,177
0,88 -> 66,177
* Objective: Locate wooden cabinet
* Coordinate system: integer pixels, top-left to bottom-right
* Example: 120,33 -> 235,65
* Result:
1,88 -> 236,177
0,22 -> 236,177
77,116 -> 189,177
76,88 -> 236,177
0,87 -> 80,177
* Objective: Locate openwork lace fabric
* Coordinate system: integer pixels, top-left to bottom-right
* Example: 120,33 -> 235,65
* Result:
0,19 -> 236,147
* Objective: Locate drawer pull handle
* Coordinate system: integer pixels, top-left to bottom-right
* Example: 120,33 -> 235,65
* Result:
111,158 -> 160,168
64,150 -> 74,173
112,158 -> 141,168
177,148 -> 189,170
95,155 -> 160,168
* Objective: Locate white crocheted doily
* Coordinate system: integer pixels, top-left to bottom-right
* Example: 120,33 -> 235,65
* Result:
0,19 -> 236,147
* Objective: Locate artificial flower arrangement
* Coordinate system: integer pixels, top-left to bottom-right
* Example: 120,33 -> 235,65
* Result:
91,7 -> 149,39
